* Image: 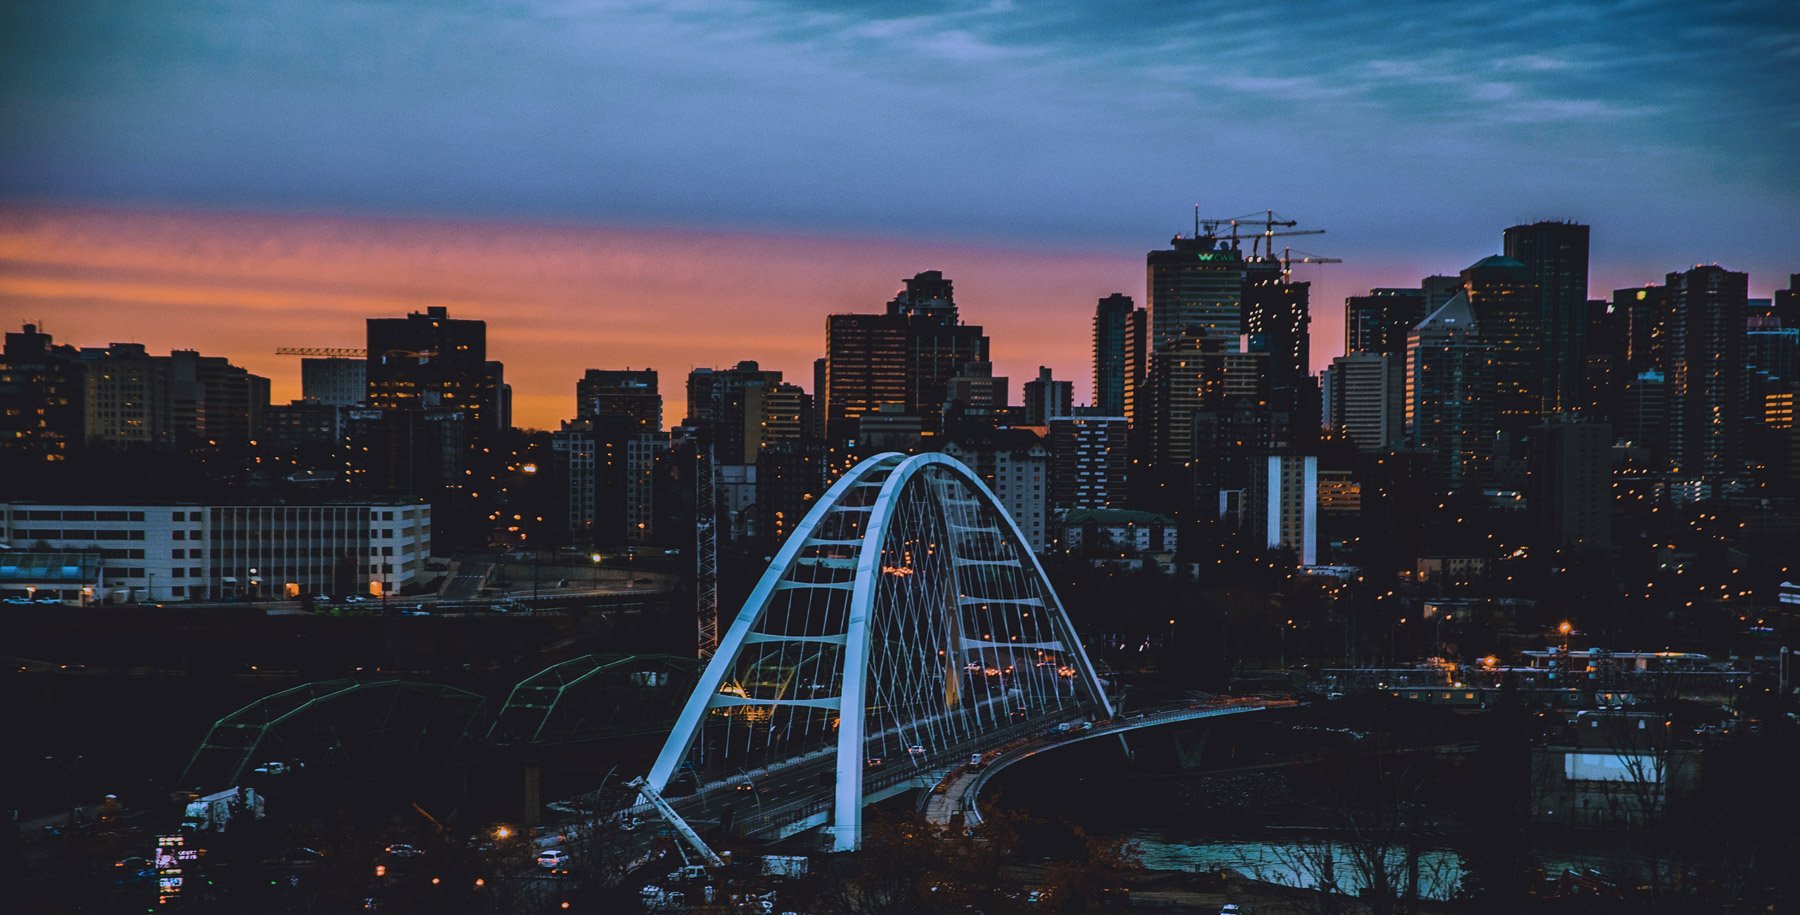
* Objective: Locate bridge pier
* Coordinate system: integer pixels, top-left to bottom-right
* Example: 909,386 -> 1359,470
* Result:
1172,726 -> 1210,770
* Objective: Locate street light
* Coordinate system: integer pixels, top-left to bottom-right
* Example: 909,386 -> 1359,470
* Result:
591,552 -> 602,589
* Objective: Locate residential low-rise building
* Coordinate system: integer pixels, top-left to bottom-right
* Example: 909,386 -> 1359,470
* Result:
1058,508 -> 1178,556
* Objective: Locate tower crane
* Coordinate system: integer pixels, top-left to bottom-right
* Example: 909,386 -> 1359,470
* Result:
275,346 -> 437,364
695,444 -> 719,661
1280,247 -> 1343,282
1191,208 -> 1326,260
275,346 -> 366,358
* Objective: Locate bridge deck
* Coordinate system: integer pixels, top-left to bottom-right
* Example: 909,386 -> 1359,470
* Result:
925,697 -> 1299,829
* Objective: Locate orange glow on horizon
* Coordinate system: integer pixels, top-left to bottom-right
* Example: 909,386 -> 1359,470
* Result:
0,204 -> 1420,429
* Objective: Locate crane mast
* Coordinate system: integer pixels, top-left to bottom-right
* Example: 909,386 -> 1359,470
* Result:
694,445 -> 719,661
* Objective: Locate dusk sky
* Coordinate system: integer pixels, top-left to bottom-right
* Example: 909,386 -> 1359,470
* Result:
3,0 -> 1797,428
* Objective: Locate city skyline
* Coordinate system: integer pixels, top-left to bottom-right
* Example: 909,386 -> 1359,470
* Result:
3,203 -> 1786,429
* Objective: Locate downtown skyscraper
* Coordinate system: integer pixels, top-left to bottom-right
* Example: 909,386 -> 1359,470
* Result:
1092,293 -> 1144,422
1505,221 -> 1591,414
823,271 -> 988,441
1461,255 -> 1542,429
1664,264 -> 1748,483
1407,293 -> 1493,489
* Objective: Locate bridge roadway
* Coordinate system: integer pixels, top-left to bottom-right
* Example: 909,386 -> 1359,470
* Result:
922,696 -> 1300,830
553,695 -> 1295,876
617,693 -> 1075,844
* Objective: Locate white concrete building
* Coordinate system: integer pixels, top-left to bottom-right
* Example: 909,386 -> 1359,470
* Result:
0,502 -> 429,603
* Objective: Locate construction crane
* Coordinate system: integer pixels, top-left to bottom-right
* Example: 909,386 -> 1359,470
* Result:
275,346 -> 366,358
275,346 -> 436,364
1280,246 -> 1343,282
1192,208 -> 1326,260
694,445 -> 719,661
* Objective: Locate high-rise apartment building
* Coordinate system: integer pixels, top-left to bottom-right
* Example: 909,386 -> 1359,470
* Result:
1022,366 -> 1072,426
1615,284 -> 1668,375
576,369 -> 661,432
552,415 -> 636,547
687,361 -> 791,464
365,306 -> 504,437
0,323 -> 86,457
301,357 -> 366,407
1583,298 -> 1627,421
1663,264 -> 1747,481
1046,415 -> 1128,511
1407,293 -> 1493,489
1461,255 -> 1542,428
167,349 -> 270,444
1243,265 -> 1311,393
79,343 -> 171,447
940,429 -> 1050,552
1092,294 -> 1143,420
1505,221 -> 1591,414
746,382 -> 813,457
1143,332 -> 1270,476
1323,352 -> 1400,452
1262,454 -> 1317,566
1345,288 -> 1427,357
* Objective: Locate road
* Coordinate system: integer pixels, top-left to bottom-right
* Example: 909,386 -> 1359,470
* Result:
926,696 -> 1301,828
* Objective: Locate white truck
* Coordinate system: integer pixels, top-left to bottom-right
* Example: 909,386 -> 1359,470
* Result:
180,787 -> 265,833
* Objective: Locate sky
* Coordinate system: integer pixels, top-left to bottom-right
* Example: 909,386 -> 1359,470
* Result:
2,0 -> 1797,428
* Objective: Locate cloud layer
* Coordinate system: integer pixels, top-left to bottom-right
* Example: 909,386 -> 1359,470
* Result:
2,0 -> 1796,271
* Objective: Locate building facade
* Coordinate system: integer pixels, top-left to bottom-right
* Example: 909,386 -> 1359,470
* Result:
576,368 -> 662,432
1,501 -> 429,603
1323,352 -> 1400,452
1505,221 -> 1591,414
1092,293 -> 1143,420
1663,265 -> 1747,483
301,357 -> 367,407
1046,415 -> 1128,511
0,323 -> 86,457
1407,293 -> 1494,490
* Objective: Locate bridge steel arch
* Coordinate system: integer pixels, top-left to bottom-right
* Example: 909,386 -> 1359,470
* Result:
181,679 -> 488,790
646,452 -> 1114,851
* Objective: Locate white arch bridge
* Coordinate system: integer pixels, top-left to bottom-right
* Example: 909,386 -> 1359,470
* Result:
640,452 -> 1116,851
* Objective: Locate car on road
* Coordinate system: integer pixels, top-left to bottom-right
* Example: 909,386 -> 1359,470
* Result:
536,848 -> 570,870
733,780 -> 756,794
253,761 -> 290,776
906,745 -> 926,756
866,757 -> 884,769
632,577 -> 654,585
383,843 -> 424,858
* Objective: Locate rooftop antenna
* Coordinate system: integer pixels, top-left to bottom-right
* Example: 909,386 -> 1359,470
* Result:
1193,204 -> 1200,239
